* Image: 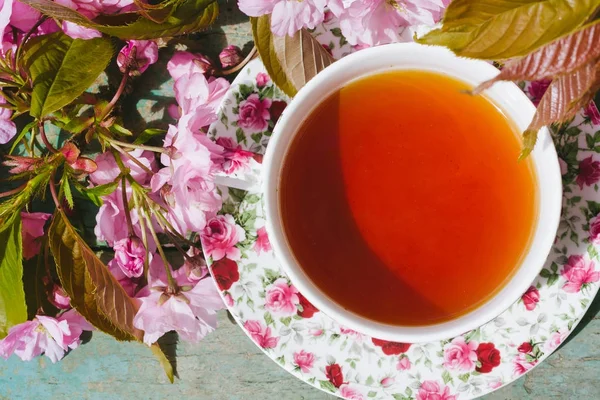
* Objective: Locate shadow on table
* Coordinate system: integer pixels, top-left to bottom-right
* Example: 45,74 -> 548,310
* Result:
559,291 -> 600,350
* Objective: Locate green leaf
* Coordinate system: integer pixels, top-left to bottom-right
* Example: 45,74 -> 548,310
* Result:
63,116 -> 93,134
151,344 -> 175,383
9,121 -> 36,155
48,210 -> 143,341
23,32 -> 113,118
62,178 -> 74,209
0,213 -> 28,338
20,0 -> 218,40
251,15 -> 334,97
417,0 -> 600,59
109,123 -> 133,137
75,180 -> 120,206
280,316 -> 292,326
134,128 -> 167,145
458,373 -> 470,382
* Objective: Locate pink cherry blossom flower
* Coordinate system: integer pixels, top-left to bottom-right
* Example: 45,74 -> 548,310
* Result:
331,0 -> 447,47
0,310 -> 92,363
94,190 -> 134,245
117,40 -> 159,75
21,212 -> 52,260
397,355 -> 411,370
48,283 -> 71,310
293,350 -> 315,372
416,380 -> 456,400
201,214 -> 246,261
167,51 -> 215,80
584,101 -> 600,125
254,226 -> 272,254
544,330 -> 569,353
577,156 -> 600,189
339,384 -> 364,400
264,278 -> 299,315
216,137 -> 254,174
561,255 -> 600,293
152,130 -> 223,236
238,0 -> 326,36
58,309 -> 94,350
113,236 -> 146,278
256,72 -> 270,87
236,93 -> 271,133
513,352 -> 537,376
521,286 -> 540,311
243,320 -> 279,348
443,336 -> 478,372
133,256 -> 224,345
0,95 -> 16,144
90,149 -> 157,186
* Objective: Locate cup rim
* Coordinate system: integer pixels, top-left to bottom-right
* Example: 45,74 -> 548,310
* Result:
262,42 -> 562,343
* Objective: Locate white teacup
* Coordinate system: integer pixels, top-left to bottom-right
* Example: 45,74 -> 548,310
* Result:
233,43 -> 562,343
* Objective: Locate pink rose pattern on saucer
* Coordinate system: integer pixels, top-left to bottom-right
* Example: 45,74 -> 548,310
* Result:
205,18 -> 600,400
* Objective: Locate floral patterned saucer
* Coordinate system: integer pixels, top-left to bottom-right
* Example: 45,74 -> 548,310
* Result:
204,18 -> 600,400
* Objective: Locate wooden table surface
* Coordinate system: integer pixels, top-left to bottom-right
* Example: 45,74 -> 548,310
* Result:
2,2 -> 600,399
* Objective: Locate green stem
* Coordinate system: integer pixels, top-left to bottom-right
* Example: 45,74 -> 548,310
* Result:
105,136 -> 167,154
131,190 -> 150,277
110,142 -> 154,175
144,210 -> 177,292
121,178 -> 134,237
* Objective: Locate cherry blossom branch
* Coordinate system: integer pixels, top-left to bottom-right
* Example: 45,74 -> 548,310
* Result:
97,64 -> 130,122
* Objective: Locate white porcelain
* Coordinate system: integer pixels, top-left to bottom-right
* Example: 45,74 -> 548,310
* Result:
256,42 -> 563,343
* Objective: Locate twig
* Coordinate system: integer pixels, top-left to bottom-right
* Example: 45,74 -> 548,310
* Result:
14,16 -> 48,69
97,65 -> 129,121
39,123 -> 58,154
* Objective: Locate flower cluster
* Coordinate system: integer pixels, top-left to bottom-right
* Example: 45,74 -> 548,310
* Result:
238,0 -> 449,45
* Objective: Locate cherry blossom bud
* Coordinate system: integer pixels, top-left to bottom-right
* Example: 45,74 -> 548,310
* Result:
219,45 -> 243,68
117,40 -> 159,76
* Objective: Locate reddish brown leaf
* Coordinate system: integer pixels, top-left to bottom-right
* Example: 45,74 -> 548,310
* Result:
49,210 -> 143,341
520,60 -> 600,159
474,21 -> 600,94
